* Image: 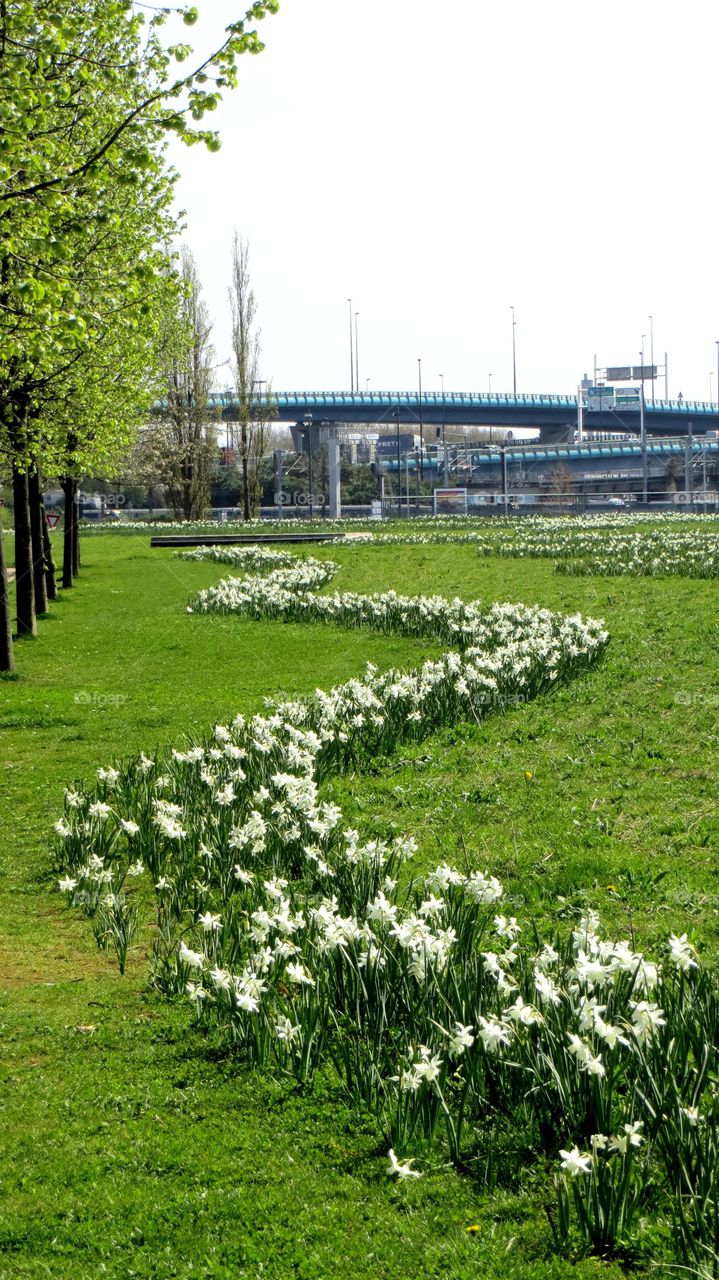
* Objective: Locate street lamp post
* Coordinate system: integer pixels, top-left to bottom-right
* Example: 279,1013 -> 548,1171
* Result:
440,373 -> 448,484
639,357 -> 648,506
347,298 -> 354,392
304,412 -> 313,519
417,357 -> 424,480
488,373 -> 493,394
510,306 -> 517,396
649,315 -> 655,403
394,408 -> 402,517
354,311 -> 359,393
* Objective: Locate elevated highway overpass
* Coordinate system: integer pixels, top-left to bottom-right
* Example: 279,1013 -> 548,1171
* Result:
203,389 -> 719,442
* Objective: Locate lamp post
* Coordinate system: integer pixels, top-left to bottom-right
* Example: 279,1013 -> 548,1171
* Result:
488,373 -> 493,394
417,357 -> 424,479
510,306 -> 517,396
394,408 -> 402,517
347,298 -> 354,392
440,373 -> 448,484
354,311 -> 359,393
304,412 -> 313,519
649,315 -> 655,403
639,355 -> 648,506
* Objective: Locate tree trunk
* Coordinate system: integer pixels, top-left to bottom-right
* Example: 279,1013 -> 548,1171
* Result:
12,464 -> 36,637
61,477 -> 74,588
72,484 -> 80,576
41,494 -> 57,601
28,469 -> 48,616
0,510 -> 14,672
242,450 -> 251,523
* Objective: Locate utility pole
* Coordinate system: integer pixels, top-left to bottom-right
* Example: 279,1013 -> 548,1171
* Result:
347,298 -> 354,392
440,373 -> 448,484
394,408 -> 402,518
639,367 -> 648,506
417,358 -> 424,480
304,412 -> 313,519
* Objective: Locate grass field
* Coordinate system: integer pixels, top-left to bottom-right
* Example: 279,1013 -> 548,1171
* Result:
1,528 -> 718,1279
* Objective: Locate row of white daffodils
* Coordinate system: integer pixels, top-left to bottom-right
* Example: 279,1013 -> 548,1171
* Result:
54,549 -> 719,1261
364,522 -> 719,578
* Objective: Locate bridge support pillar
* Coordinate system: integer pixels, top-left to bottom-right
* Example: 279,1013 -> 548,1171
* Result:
538,422 -> 575,446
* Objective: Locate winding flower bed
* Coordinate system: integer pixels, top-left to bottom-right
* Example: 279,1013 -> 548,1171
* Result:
53,551 -> 719,1266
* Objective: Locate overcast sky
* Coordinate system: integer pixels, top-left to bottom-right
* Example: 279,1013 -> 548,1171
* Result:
170,0 -> 719,403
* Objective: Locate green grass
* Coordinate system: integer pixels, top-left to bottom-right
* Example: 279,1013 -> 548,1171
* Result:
1,530 -> 717,1278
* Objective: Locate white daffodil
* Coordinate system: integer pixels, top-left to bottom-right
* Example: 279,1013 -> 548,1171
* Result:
178,941 -> 205,969
559,1146 -> 593,1177
387,1149 -> 421,1179
668,933 -> 698,972
448,1022 -> 475,1056
286,961 -> 314,986
197,911 -> 221,932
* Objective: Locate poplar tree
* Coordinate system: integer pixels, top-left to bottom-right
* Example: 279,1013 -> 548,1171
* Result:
229,233 -> 273,521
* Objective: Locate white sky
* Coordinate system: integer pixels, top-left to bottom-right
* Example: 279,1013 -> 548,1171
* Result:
170,0 -> 719,403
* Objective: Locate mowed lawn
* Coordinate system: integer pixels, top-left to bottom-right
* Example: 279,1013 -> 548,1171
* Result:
1,530 -> 717,1280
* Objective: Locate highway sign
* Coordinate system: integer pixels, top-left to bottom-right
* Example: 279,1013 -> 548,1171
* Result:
606,364 -> 656,382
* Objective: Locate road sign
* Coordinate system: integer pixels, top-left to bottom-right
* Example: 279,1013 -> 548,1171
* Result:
606,364 -> 657,382
46,511 -> 61,529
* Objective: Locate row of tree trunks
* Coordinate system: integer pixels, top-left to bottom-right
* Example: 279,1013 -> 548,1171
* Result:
12,464 -> 36,638
28,469 -> 48,617
0,509 -> 14,673
73,488 -> 80,577
61,477 -> 78,588
41,491 -> 57,602
0,468 -> 74,672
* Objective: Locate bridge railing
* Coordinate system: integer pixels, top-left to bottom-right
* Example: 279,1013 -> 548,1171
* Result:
206,389 -> 716,413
